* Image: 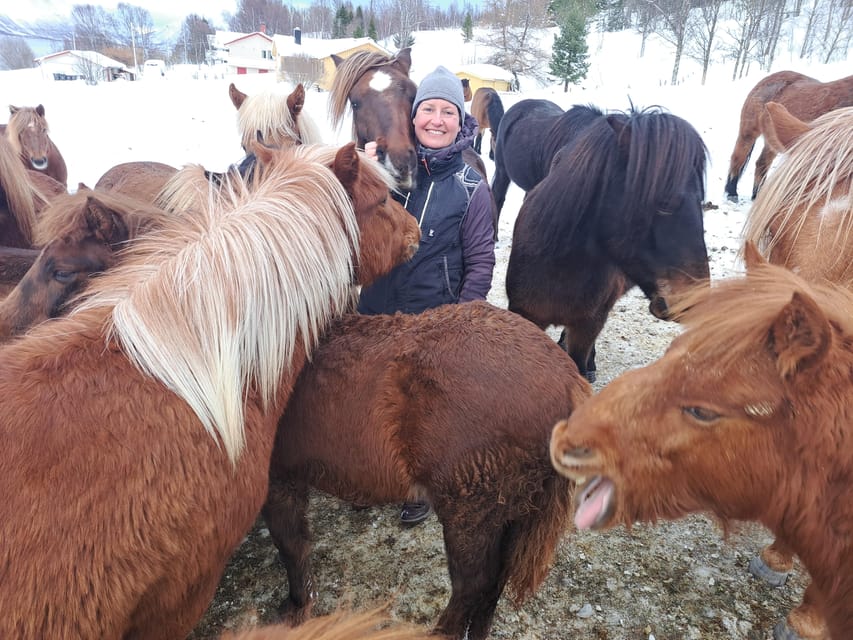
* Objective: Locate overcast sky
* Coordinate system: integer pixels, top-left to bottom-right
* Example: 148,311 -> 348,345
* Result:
4,1 -> 239,28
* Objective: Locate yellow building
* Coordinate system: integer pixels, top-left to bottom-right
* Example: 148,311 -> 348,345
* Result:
455,64 -> 515,94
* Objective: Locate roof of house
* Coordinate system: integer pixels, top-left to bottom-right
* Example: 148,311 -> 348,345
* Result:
272,35 -> 390,59
224,31 -> 273,46
35,49 -> 130,70
455,63 -> 515,82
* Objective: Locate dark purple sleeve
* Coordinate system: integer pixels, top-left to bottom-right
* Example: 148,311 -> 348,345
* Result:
459,180 -> 496,302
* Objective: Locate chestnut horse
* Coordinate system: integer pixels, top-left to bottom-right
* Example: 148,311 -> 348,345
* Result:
263,301 -> 590,640
229,82 -> 323,152
506,103 -> 710,382
470,87 -> 504,160
95,160 -> 179,204
740,103 -> 853,640
724,70 -> 853,201
223,609 -> 439,640
550,246 -> 853,640
2,103 -> 68,187
0,141 -> 418,639
0,245 -> 39,294
0,188 -> 173,341
0,132 -> 49,248
328,48 -> 495,237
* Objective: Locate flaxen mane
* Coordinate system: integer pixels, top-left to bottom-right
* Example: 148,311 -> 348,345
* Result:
236,88 -> 323,150
0,134 -> 38,243
71,144 -> 360,462
742,106 -> 853,278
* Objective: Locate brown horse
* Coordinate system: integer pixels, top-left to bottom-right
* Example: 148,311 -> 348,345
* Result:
461,78 -> 472,103
0,188 -> 173,341
0,133 -> 49,248
222,609 -> 440,640
0,142 -> 417,639
3,103 -> 68,187
0,245 -> 39,294
470,87 -> 504,161
95,160 -> 179,204
740,103 -> 853,640
263,301 -> 590,640
550,246 -> 853,640
229,82 -> 323,152
724,70 -> 853,201
328,48 -> 496,237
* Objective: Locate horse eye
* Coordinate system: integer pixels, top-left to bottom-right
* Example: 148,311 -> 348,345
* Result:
53,270 -> 75,284
683,406 -> 720,423
351,101 -> 360,111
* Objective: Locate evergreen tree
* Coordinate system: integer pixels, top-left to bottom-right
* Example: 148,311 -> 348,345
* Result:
550,11 -> 590,92
368,17 -> 378,41
353,6 -> 365,37
462,13 -> 473,42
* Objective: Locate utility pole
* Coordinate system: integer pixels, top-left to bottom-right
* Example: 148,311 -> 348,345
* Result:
131,22 -> 138,71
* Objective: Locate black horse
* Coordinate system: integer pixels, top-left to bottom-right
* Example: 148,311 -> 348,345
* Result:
505,104 -> 710,383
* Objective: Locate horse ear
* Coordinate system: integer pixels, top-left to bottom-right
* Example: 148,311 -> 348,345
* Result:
770,290 -> 831,381
78,182 -> 90,191
394,48 -> 412,75
36,104 -> 45,117
229,83 -> 247,110
9,105 -> 18,115
249,139 -> 275,168
331,54 -> 345,68
606,113 -> 631,158
287,84 -> 306,117
762,102 -> 810,153
84,196 -> 129,245
332,142 -> 360,195
742,241 -> 767,272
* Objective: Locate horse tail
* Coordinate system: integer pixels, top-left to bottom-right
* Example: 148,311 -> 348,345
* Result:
503,458 -> 573,605
486,92 -> 504,135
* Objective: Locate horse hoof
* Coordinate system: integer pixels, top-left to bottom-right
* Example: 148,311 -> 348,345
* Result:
726,193 -> 739,203
584,370 -> 596,384
773,618 -> 805,640
749,554 -> 790,587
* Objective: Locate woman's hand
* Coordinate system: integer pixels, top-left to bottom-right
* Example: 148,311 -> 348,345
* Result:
364,140 -> 378,160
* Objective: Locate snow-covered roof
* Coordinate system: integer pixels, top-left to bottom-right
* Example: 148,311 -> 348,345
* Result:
272,35 -> 390,59
36,49 -> 129,70
455,63 -> 515,82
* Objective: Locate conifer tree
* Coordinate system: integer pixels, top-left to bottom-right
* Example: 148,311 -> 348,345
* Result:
550,11 -> 590,91
462,13 -> 473,42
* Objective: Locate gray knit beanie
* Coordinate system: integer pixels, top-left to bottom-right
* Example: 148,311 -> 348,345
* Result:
411,66 -> 465,120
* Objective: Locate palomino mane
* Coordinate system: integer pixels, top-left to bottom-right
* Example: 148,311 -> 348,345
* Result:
32,188 -> 173,247
67,144 -> 360,463
236,89 -> 323,151
5,106 -> 47,157
742,106 -> 853,263
0,134 -> 38,242
669,262 -> 853,373
154,163 -> 242,216
328,50 -> 398,128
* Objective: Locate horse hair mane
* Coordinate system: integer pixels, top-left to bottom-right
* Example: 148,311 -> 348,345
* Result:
236,88 -> 324,151
670,261 -> 853,373
742,106 -> 853,266
329,50 -> 398,129
33,187 -> 173,247
64,143 -> 360,463
0,133 -> 38,242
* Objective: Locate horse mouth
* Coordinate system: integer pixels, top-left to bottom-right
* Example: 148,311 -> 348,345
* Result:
574,475 -> 616,530
649,295 -> 670,320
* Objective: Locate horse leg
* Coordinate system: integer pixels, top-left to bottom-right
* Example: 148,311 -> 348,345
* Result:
488,132 -> 495,161
749,537 -> 795,586
752,144 -> 777,200
262,477 -> 315,624
559,320 -> 603,384
775,581 -> 830,640
490,159 -> 511,219
725,138 -> 755,202
473,132 -> 483,154
434,515 -> 507,640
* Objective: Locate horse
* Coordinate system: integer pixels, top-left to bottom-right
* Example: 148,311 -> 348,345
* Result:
550,245 -> 853,640
0,141 -> 418,639
0,245 -> 39,295
222,609 -> 440,640
461,77 -> 472,103
0,187 -> 174,341
739,103 -> 853,640
2,103 -> 68,187
505,103 -> 710,382
94,160 -> 179,204
263,300 -> 590,640
228,82 -> 323,152
0,132 -> 50,248
724,70 -> 853,201
490,98 -> 572,218
470,87 -> 504,160
328,48 -> 496,237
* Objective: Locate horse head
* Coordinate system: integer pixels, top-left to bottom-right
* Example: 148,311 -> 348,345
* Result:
330,48 -> 418,190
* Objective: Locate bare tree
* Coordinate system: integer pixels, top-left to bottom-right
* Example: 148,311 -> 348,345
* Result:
229,0 -> 295,35
279,53 -> 324,88
684,0 -> 725,84
112,3 -> 155,70
722,0 -> 766,79
644,0 -> 692,84
753,0 -> 787,70
625,0 -> 661,56
0,36 -> 35,70
817,0 -> 853,62
173,14 -> 215,64
71,4 -> 113,50
477,0 -> 551,82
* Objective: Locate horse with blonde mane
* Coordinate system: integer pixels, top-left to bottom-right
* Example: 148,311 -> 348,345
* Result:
0,133 -> 55,248
739,102 -> 853,640
2,103 -> 68,187
551,245 -> 853,640
229,82 -> 323,152
0,141 -> 417,639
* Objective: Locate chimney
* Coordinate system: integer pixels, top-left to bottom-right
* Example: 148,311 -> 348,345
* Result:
259,22 -> 267,34
293,27 -> 301,45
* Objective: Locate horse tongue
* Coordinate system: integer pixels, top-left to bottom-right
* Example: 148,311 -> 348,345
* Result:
574,477 -> 614,530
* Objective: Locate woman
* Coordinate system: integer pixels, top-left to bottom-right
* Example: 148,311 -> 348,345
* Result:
359,65 -> 496,526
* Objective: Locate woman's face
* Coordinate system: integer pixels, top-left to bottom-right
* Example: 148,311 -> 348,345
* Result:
412,98 -> 461,149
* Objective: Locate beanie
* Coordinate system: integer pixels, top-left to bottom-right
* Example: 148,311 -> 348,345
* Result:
411,66 -> 465,120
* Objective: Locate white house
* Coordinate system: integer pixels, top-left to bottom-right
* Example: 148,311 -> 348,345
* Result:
35,50 -> 135,82
220,27 -> 275,75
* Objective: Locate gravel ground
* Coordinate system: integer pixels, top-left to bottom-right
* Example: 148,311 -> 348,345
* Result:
189,196 -> 810,640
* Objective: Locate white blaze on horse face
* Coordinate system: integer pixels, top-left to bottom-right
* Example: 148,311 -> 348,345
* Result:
368,70 -> 393,93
